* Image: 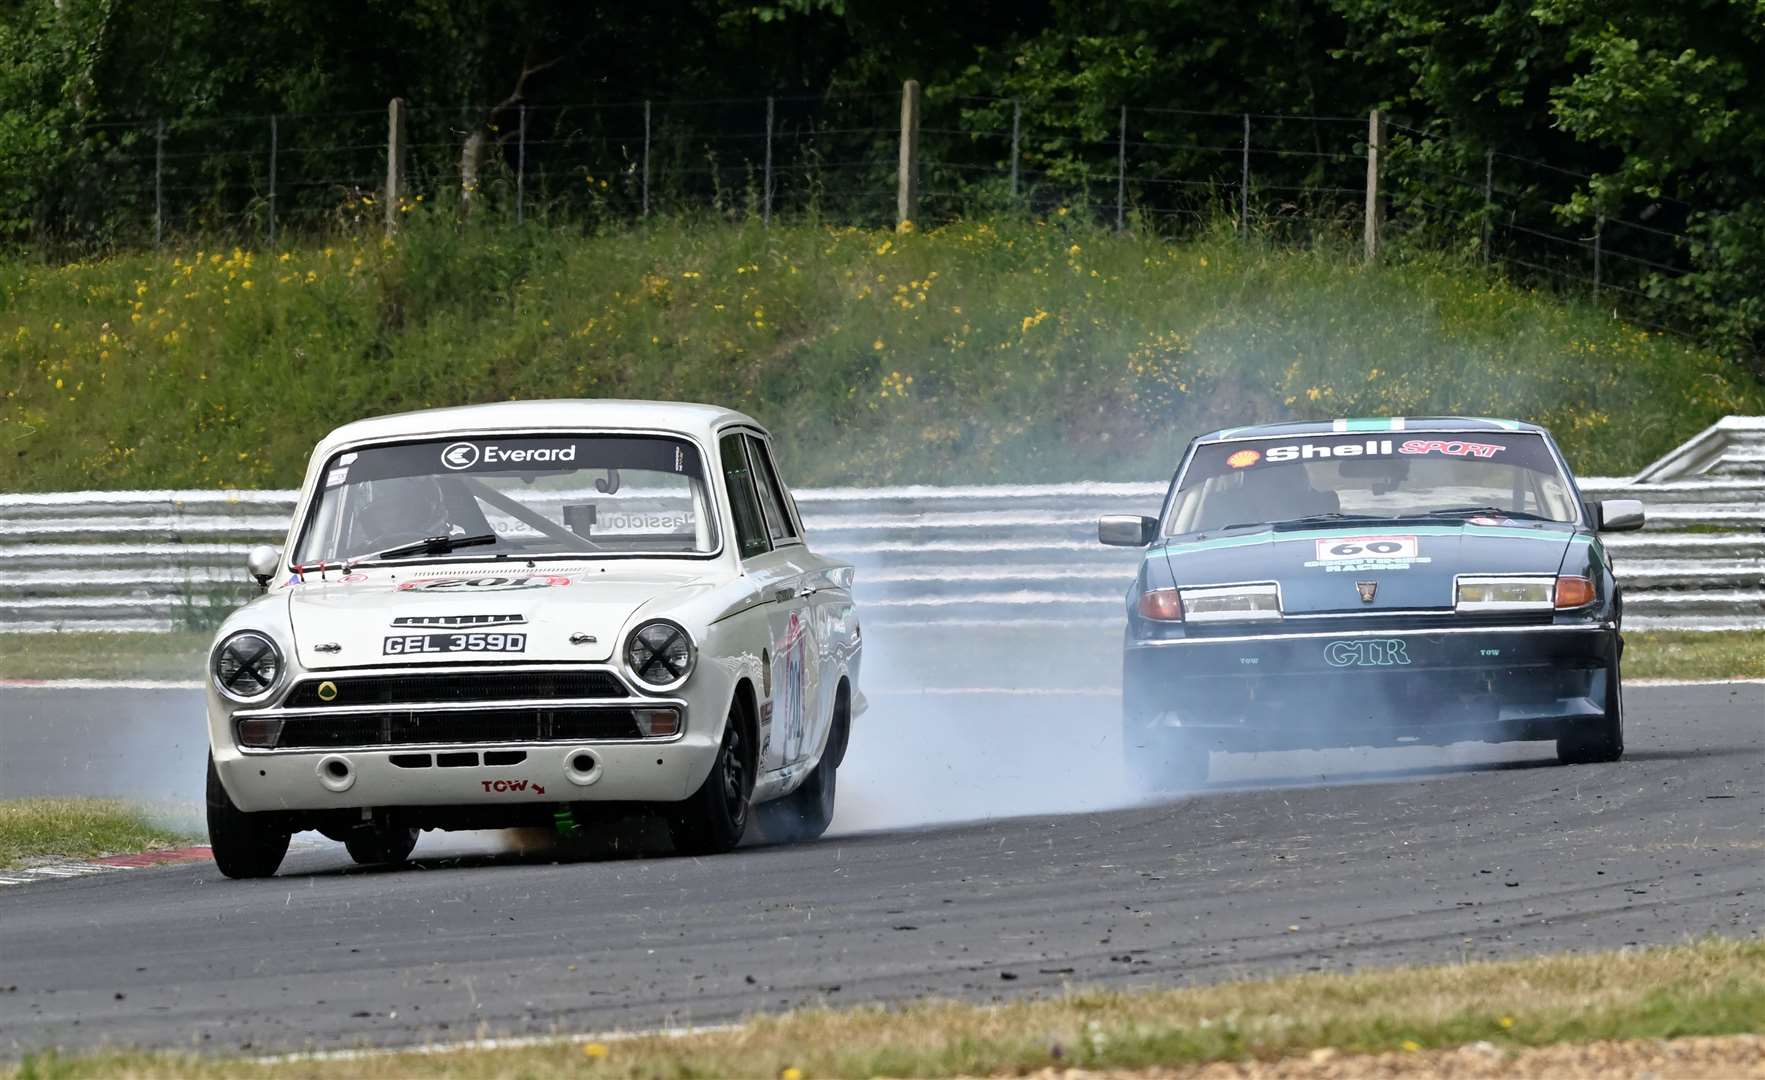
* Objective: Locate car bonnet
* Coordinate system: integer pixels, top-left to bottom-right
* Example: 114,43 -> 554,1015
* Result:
281,565 -> 713,669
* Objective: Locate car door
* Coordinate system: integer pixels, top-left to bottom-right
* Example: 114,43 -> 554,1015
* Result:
717,431 -> 809,775
740,432 -> 824,772
749,434 -> 855,759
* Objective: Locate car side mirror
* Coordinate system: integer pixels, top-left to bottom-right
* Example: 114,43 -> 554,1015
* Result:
246,545 -> 282,590
1596,499 -> 1645,532
1099,515 -> 1158,547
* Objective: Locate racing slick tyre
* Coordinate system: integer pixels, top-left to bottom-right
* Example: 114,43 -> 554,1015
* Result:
667,701 -> 753,856
758,683 -> 848,844
1558,644 -> 1625,765
206,755 -> 291,879
760,756 -> 836,844
343,823 -> 420,867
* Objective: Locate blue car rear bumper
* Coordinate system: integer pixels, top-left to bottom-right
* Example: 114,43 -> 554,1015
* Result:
1123,623 -> 1617,751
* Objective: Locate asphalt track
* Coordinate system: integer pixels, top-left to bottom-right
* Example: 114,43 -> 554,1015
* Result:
1,674 -> 1760,1058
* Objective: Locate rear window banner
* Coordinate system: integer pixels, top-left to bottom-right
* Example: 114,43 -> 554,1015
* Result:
1185,432 -> 1559,484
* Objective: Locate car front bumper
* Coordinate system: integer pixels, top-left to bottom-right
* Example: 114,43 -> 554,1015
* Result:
1124,622 -> 1617,751
207,661 -> 734,815
212,734 -> 718,813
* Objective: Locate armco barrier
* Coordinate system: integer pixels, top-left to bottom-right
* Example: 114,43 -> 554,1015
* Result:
1,425 -> 1761,634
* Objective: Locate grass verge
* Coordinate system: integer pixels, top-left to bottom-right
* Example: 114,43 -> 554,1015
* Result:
7,939 -> 1761,1078
1625,630 -> 1765,681
0,629 -> 1758,685
0,798 -> 199,870
4,214 -> 1759,492
0,631 -> 209,682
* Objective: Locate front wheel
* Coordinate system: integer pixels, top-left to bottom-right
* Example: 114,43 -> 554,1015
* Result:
206,755 -> 291,879
1559,644 -> 1625,765
667,702 -> 753,856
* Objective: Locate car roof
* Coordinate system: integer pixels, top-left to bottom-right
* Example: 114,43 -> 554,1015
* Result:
314,399 -> 764,454
1201,417 -> 1547,441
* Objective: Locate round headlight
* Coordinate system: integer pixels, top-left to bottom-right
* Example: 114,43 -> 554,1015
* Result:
212,631 -> 283,701
625,620 -> 695,690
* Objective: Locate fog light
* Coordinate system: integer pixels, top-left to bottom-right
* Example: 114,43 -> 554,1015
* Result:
1456,575 -> 1554,611
235,717 -> 284,748
1179,583 -> 1282,623
633,707 -> 681,737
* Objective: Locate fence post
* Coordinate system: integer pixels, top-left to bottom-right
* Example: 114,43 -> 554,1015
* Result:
1363,108 -> 1384,263
1116,105 -> 1127,231
897,79 -> 920,228
1593,213 -> 1603,301
642,100 -> 651,218
385,97 -> 408,237
1010,99 -> 1021,198
267,115 -> 278,249
1481,149 -> 1493,267
763,95 -> 774,227
516,104 -> 527,226
153,118 -> 164,249
1239,113 -> 1249,238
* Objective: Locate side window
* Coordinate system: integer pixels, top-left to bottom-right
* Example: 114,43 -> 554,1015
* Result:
719,434 -> 771,558
746,435 -> 799,543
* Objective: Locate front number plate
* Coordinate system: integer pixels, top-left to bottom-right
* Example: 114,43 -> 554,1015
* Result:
383,632 -> 527,655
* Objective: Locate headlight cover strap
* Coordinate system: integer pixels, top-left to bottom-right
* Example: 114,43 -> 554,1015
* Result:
213,631 -> 282,701
626,620 -> 694,689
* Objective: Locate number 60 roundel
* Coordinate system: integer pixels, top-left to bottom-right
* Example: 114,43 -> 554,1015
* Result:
1313,535 -> 1418,561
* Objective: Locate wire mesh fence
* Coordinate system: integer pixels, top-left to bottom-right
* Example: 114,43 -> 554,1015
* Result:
7,87 -> 1722,347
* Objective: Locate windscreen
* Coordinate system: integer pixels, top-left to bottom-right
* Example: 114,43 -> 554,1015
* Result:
292,434 -> 718,563
1166,431 -> 1578,535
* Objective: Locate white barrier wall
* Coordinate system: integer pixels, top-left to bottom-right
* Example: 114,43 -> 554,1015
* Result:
2,468 -> 1760,634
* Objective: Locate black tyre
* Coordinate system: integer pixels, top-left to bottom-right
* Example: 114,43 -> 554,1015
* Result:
343,823 -> 419,867
206,755 -> 291,879
667,700 -> 753,856
1558,642 -> 1625,765
760,683 -> 848,843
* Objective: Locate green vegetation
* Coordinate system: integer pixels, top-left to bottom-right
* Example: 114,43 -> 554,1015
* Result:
9,940 -> 1762,1078
4,216 -> 1758,493
0,632 -> 209,681
1626,631 -> 1765,682
3,2 -> 1763,359
0,799 -> 198,870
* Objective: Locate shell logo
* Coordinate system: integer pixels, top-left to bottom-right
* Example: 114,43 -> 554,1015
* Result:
1226,448 -> 1262,469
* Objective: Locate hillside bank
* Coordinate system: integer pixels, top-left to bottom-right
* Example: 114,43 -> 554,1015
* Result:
3,215 -> 1758,491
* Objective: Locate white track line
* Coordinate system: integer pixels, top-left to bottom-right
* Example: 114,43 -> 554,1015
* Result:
254,1022 -> 739,1065
1628,677 -> 1765,687
870,686 -> 1116,696
0,677 -> 201,690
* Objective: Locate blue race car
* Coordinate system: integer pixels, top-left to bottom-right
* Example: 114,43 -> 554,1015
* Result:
1100,417 -> 1645,788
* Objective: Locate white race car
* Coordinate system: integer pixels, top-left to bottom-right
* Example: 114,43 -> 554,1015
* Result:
205,400 -> 863,877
